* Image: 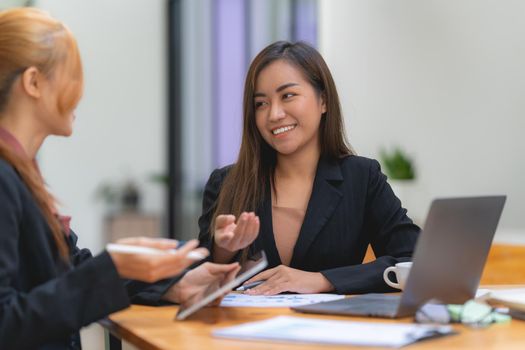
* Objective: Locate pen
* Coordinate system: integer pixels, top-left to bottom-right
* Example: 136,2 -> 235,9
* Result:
106,243 -> 206,261
236,280 -> 265,291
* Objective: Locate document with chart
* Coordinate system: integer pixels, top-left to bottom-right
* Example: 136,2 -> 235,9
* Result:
220,293 -> 345,307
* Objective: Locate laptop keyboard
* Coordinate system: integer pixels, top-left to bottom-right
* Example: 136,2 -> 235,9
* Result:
339,294 -> 401,316
295,294 -> 401,317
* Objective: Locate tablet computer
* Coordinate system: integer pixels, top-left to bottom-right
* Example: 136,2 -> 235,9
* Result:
175,250 -> 268,320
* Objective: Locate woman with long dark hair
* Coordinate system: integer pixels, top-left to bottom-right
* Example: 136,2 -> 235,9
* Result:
199,41 -> 420,295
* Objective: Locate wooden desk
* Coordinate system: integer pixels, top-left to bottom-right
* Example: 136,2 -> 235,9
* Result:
105,294 -> 525,350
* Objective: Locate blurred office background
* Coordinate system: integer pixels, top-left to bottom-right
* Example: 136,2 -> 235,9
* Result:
3,0 -> 524,348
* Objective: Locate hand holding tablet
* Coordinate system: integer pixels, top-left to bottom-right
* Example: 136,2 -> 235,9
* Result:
175,251 -> 268,320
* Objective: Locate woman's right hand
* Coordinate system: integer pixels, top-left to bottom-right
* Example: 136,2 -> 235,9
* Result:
108,238 -> 209,283
214,212 -> 259,253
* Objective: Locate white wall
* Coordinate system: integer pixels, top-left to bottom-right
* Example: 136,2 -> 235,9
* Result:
319,0 -> 525,236
35,0 -> 167,253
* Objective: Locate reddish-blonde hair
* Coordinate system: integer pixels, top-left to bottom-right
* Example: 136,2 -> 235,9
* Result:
0,8 -> 84,258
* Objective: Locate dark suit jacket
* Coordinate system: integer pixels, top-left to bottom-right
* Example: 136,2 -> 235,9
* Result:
198,155 -> 420,294
0,159 -> 175,350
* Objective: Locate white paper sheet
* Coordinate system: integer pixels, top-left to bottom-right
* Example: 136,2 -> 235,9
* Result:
475,288 -> 492,299
487,288 -> 525,312
219,293 -> 345,307
213,316 -> 455,347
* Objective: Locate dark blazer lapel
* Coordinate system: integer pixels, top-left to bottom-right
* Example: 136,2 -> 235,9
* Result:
290,157 -> 343,268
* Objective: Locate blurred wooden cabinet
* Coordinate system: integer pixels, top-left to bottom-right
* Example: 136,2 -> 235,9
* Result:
104,212 -> 161,243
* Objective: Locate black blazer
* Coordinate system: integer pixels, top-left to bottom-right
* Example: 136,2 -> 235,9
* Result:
198,155 -> 420,294
0,159 -> 174,350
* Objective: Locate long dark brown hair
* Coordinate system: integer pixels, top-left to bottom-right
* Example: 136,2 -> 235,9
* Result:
211,41 -> 354,235
0,8 -> 84,259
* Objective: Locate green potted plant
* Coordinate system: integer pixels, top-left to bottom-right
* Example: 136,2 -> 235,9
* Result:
94,179 -> 141,213
379,147 -> 415,181
379,147 -> 416,208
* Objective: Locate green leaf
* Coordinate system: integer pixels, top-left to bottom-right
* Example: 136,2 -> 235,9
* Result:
379,147 -> 415,180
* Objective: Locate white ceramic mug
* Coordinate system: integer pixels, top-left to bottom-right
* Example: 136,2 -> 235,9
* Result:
383,262 -> 412,290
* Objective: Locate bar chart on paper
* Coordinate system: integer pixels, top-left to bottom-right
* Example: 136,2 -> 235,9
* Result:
220,293 -> 345,308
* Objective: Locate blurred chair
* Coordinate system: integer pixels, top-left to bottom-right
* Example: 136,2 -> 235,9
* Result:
363,243 -> 525,285
480,244 -> 525,285
363,245 -> 375,264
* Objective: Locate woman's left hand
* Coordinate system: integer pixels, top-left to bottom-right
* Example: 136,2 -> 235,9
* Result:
163,262 -> 241,305
242,265 -> 334,295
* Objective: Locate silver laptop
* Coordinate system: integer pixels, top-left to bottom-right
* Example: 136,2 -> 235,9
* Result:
292,196 -> 506,318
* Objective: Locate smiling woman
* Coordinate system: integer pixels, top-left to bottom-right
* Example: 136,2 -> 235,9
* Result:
197,41 -> 421,296
254,60 -> 326,158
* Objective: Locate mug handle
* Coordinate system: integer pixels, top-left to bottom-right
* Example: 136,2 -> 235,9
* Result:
383,266 -> 400,289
